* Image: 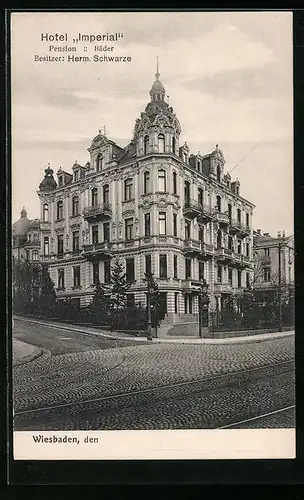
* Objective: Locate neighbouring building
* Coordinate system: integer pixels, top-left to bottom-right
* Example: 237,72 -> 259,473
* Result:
37,64 -> 255,324
12,208 -> 41,262
253,229 -> 294,294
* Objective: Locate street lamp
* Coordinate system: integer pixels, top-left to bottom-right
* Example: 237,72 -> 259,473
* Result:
145,273 -> 153,341
199,279 -> 210,338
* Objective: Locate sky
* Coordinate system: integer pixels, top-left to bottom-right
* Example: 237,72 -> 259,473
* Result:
11,11 -> 293,236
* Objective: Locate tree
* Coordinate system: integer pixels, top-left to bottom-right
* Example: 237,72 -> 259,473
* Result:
88,279 -> 111,326
144,271 -> 162,331
107,259 -> 131,329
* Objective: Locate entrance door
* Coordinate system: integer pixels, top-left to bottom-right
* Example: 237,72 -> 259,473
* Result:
159,292 -> 167,320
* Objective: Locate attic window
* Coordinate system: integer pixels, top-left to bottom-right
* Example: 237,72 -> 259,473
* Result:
58,176 -> 63,186
184,152 -> 188,163
74,170 -> 79,182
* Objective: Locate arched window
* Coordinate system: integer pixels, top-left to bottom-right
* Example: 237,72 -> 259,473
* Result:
172,136 -> 176,154
43,203 -> 49,222
217,165 -> 221,182
144,136 -> 149,155
91,188 -> 98,206
96,154 -> 103,172
217,230 -> 222,249
158,134 -> 165,154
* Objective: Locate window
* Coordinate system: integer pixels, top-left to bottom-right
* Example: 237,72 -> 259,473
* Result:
93,261 -> 99,285
32,250 -> 39,261
184,152 -> 188,163
72,196 -> 79,216
237,240 -> 242,254
57,234 -> 64,255
173,171 -> 177,194
74,170 -> 79,182
238,270 -> 242,288
264,248 -> 270,257
216,195 -> 221,213
199,261 -> 204,280
158,170 -> 166,192
263,267 -> 271,282
246,272 -> 250,289
26,250 -> 30,261
216,230 -> 222,249
43,203 -> 49,222
124,178 -> 133,200
73,266 -> 81,287
125,218 -> 133,240
104,260 -> 111,283
217,265 -> 222,283
126,258 -> 135,282
127,294 -> 135,307
144,213 -> 151,237
44,236 -> 49,256
103,222 -> 110,242
184,181 -> 190,202
96,154 -> 103,172
72,231 -> 79,251
159,255 -> 167,278
144,135 -> 149,155
58,269 -> 65,289
158,134 -> 165,153
237,208 -> 241,223
228,204 -> 232,221
199,226 -> 204,242
91,188 -> 98,207
103,184 -> 109,204
145,255 -> 152,276
159,212 -> 167,235
92,225 -> 98,244
174,255 -> 178,278
217,165 -> 221,182
58,176 -> 63,187
174,292 -> 178,314
228,236 -> 233,251
246,242 -> 250,257
144,171 -> 150,194
198,188 -> 203,205
172,136 -> 176,154
188,294 -> 193,314
173,213 -> 177,236
246,213 -> 249,227
197,160 -> 201,172
228,268 -> 233,286
185,220 -> 191,240
185,258 -> 191,279
57,200 -> 63,220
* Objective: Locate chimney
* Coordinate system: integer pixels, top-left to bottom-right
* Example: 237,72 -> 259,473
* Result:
277,231 -> 282,238
257,229 -> 261,235
263,232 -> 270,237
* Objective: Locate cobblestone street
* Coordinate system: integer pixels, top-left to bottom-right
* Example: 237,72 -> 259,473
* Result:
13,319 -> 295,430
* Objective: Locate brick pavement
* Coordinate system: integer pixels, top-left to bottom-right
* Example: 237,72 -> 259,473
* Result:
13,336 -> 295,414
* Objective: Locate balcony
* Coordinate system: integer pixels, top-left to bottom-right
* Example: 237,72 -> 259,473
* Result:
83,203 -> 112,222
214,211 -> 229,226
214,247 -> 233,263
29,221 -> 40,230
230,219 -> 251,237
54,219 -> 65,231
182,279 -> 204,292
24,239 -> 40,248
231,253 -> 250,268
197,204 -> 214,223
261,255 -> 271,265
183,239 -> 202,255
183,199 -> 203,218
40,221 -> 51,232
214,282 -> 232,294
82,241 -> 113,259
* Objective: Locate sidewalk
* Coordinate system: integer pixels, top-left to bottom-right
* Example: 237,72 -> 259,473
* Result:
13,338 -> 43,366
14,316 -> 294,345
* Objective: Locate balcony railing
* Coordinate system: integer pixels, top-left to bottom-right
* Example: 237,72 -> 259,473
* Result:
40,221 -> 51,231
214,282 -> 232,294
183,239 -> 202,253
183,199 -> 203,218
214,247 -> 233,262
29,221 -> 40,230
83,203 -> 112,221
229,219 -> 251,236
82,241 -> 113,257
24,239 -> 40,248
214,211 -> 229,225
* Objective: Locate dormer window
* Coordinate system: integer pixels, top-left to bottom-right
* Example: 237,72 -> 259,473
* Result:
58,176 -> 63,187
197,160 -> 201,172
43,203 -> 49,222
158,134 -> 165,154
96,154 -> 103,172
74,170 -> 79,182
217,165 -> 221,183
184,152 -> 188,163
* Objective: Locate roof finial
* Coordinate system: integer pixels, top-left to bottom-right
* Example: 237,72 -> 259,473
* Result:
156,55 -> 160,80
98,128 -> 102,134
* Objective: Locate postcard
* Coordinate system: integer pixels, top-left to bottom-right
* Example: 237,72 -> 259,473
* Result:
10,10 -> 295,461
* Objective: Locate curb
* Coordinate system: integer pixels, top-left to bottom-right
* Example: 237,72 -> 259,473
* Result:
14,316 -> 294,345
13,346 -> 44,366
